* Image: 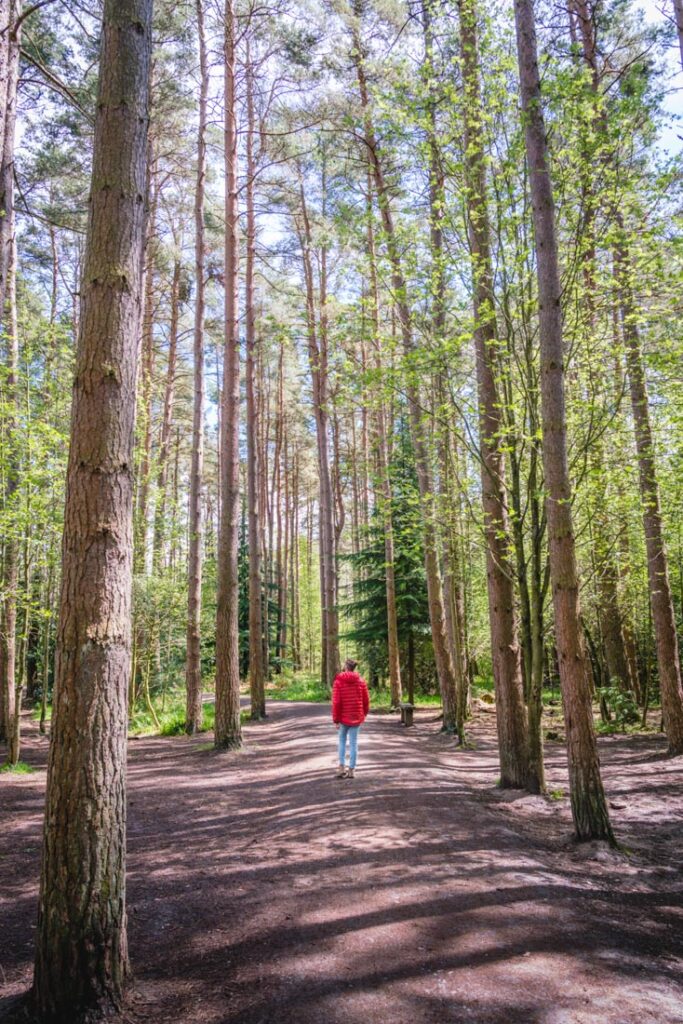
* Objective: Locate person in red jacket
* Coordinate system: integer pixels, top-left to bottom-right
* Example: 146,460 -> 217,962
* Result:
332,658 -> 370,779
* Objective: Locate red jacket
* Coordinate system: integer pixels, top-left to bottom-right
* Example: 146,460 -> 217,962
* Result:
332,671 -> 370,726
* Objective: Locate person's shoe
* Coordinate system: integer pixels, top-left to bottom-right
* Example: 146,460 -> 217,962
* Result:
346,768 -> 355,779
336,765 -> 348,778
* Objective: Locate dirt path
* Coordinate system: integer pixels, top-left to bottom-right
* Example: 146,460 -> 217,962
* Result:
1,701 -> 682,1024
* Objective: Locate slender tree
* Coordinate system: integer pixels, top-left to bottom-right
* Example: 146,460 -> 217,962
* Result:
673,0 -> 683,72
0,0 -> 20,752
614,219 -> 683,754
513,0 -> 613,840
458,0 -> 531,788
32,0 -> 153,1017
245,42 -> 266,718
214,0 -> 242,749
185,0 -> 208,734
366,181 -> 401,708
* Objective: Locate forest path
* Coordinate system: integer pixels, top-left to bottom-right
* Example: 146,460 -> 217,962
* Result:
2,701 -> 683,1024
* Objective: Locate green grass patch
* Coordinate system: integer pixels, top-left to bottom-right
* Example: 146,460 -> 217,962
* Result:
268,672 -> 329,703
1,760 -> 36,774
32,704 -> 52,723
129,691 -> 215,737
549,788 -> 565,801
268,672 -> 444,709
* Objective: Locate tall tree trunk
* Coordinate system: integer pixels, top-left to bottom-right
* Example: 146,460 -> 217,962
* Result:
673,0 -> 683,72
296,180 -> 338,690
136,152 -> 158,577
245,45 -> 266,718
153,256 -> 181,571
214,0 -> 242,750
513,0 -> 613,840
351,10 -> 458,732
1,236 -> 19,763
614,220 -> 683,754
319,171 -> 340,686
0,2 -> 20,758
366,184 -> 401,708
458,0 -> 531,787
185,0 -> 207,735
575,0 -> 683,749
0,0 -> 18,318
32,1 -> 153,1016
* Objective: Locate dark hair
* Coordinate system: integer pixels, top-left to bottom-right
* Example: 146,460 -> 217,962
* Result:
344,658 -> 358,672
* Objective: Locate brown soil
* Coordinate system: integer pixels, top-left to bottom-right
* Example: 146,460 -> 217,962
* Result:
1,701 -> 682,1024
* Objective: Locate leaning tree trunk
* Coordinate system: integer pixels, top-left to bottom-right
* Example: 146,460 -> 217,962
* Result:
352,15 -> 459,732
185,0 -> 207,735
214,0 -> 242,750
514,0 -> 613,841
458,0 -> 531,787
32,2 -> 153,1018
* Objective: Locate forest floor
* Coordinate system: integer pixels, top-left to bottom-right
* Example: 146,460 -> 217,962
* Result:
1,700 -> 682,1024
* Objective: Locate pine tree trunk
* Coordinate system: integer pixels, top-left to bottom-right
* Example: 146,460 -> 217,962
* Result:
1,237 -> 19,763
32,1 -> 153,1016
245,46 -> 266,718
366,186 -> 402,708
514,0 -> 613,840
136,153 -> 158,577
614,222 -> 683,754
459,0 -> 530,786
214,0 -> 242,750
0,0 -> 18,318
296,181 -> 338,690
185,0 -> 207,735
673,0 -> 683,72
153,256 -> 181,571
0,3 -> 20,758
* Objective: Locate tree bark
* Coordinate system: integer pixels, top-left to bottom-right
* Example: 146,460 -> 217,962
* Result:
245,45 -> 266,718
458,0 -> 531,783
513,0 -> 613,840
185,0 -> 207,735
153,256 -> 181,571
0,1 -> 20,755
366,182 -> 402,708
214,0 -> 242,750
32,1 -> 153,1017
1,236 -> 19,763
0,0 -> 19,319
614,221 -> 683,754
296,178 -> 338,690
673,0 -> 683,72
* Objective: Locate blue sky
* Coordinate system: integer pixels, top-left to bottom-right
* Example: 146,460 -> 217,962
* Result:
639,0 -> 683,154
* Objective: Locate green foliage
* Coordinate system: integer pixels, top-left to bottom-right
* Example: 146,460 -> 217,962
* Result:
342,421 -> 432,690
128,690 -> 216,737
597,687 -> 641,729
270,673 -> 329,703
0,760 -> 35,774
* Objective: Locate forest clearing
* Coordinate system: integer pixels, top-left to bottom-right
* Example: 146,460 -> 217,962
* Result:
1,0 -> 683,1020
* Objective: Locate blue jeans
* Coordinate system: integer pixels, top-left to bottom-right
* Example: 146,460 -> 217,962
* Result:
338,724 -> 360,769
